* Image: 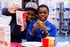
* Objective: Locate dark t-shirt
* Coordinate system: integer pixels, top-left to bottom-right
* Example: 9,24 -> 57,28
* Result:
2,8 -> 24,42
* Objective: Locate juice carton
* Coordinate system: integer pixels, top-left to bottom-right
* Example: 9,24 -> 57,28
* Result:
16,11 -> 26,30
0,16 -> 11,47
0,25 -> 10,47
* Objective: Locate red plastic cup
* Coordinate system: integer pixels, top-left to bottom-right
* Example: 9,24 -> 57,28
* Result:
41,38 -> 49,47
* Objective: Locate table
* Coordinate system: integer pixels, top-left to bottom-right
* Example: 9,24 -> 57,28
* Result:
11,42 -> 22,47
11,42 -> 70,47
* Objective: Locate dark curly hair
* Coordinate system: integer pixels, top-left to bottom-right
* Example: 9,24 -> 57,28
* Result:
37,4 -> 49,14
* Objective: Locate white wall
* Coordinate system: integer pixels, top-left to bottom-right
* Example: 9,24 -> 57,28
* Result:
0,0 -> 9,14
39,0 -> 70,25
0,0 -> 22,15
8,0 -> 22,8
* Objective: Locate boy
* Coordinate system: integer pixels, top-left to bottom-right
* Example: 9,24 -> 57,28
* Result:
26,4 -> 57,42
2,2 -> 38,42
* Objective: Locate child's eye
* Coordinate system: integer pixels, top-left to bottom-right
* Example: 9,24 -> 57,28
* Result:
27,13 -> 30,15
44,12 -> 47,14
39,12 -> 42,14
31,14 -> 35,16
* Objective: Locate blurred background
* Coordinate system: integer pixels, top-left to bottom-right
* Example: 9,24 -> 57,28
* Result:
0,0 -> 70,42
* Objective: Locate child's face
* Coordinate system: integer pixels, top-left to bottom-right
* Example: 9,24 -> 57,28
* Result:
38,7 -> 49,22
26,10 -> 36,22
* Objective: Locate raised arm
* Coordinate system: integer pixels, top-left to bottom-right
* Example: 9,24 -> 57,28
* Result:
2,4 -> 21,16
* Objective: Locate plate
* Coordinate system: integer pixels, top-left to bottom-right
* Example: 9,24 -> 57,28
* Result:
21,42 -> 42,47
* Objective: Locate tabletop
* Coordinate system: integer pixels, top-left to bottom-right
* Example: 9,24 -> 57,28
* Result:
11,42 -> 70,47
11,42 -> 22,47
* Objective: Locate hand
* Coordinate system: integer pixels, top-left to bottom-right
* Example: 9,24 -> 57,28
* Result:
37,20 -> 48,34
30,20 -> 40,35
8,4 -> 20,14
33,20 -> 40,30
20,22 -> 27,32
40,23 -> 47,32
40,22 -> 48,36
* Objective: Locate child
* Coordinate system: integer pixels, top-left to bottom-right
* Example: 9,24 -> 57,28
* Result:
26,4 -> 57,42
2,2 -> 38,42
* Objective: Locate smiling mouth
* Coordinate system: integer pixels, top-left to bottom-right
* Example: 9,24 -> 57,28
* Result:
41,17 -> 45,19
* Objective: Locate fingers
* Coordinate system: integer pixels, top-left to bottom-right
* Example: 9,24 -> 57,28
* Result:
37,20 -> 45,26
34,20 -> 46,30
11,4 -> 20,11
20,27 -> 24,32
8,4 -> 20,13
41,23 -> 47,32
34,20 -> 43,28
12,4 -> 20,10
41,25 -> 46,29
33,21 -> 40,29
24,22 -> 27,29
36,20 -> 40,25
